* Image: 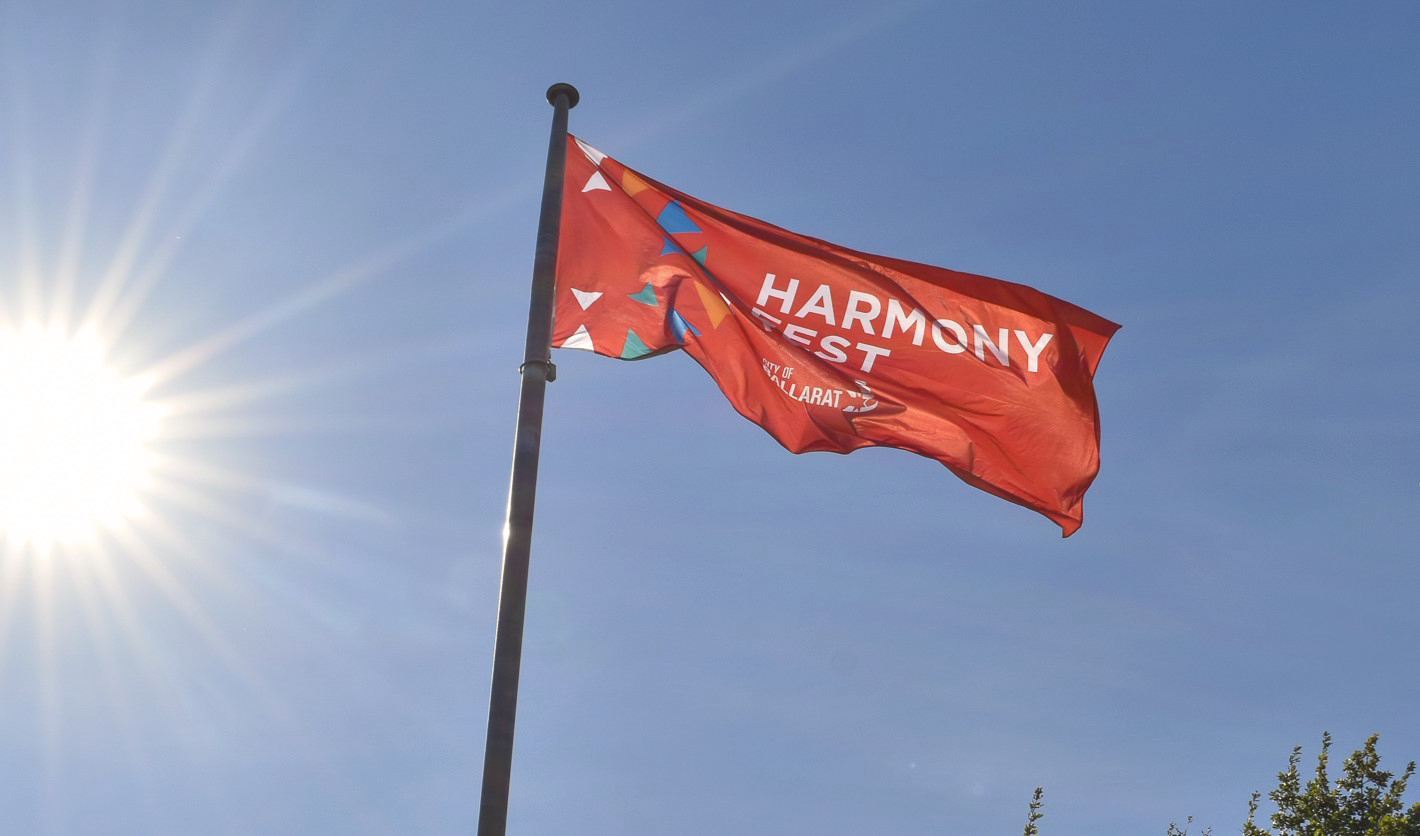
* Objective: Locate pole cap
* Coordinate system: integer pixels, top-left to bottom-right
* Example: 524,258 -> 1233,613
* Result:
546,83 -> 579,109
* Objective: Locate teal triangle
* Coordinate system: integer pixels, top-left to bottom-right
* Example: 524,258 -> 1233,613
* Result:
628,283 -> 658,306
620,329 -> 653,359
691,246 -> 708,265
656,201 -> 700,235
660,237 -> 678,256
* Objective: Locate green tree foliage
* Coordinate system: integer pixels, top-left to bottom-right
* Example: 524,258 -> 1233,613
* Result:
1021,733 -> 1418,835
1243,733 -> 1420,836
1022,786 -> 1044,836
1167,815 -> 1211,835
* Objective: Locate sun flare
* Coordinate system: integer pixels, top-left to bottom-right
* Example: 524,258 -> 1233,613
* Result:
0,325 -> 166,549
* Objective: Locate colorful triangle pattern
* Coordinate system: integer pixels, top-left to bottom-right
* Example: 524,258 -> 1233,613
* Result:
656,201 -> 700,235
571,288 -> 603,309
562,324 -> 594,351
620,329 -> 653,359
622,170 -> 649,196
693,281 -> 731,328
669,310 -> 700,344
575,139 -> 606,165
583,171 -> 610,193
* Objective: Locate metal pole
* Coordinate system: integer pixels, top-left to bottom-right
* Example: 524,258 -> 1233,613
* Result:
477,82 -> 579,836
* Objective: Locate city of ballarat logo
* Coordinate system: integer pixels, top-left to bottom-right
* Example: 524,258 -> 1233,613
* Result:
761,359 -> 877,414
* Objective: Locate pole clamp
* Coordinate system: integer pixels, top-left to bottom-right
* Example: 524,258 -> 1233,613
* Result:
519,359 -> 557,382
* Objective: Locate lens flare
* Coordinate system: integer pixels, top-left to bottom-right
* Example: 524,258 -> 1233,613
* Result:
0,324 -> 167,549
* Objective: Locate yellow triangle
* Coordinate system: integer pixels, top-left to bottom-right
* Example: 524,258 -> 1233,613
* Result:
621,170 -> 650,196
694,281 -> 731,329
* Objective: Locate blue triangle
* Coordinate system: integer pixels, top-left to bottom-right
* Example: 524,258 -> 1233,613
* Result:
656,201 -> 701,235
691,246 -> 708,266
620,329 -> 654,359
669,309 -> 700,344
660,237 -> 678,256
628,283 -> 658,306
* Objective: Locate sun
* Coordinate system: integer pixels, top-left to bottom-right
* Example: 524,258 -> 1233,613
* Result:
0,324 -> 167,549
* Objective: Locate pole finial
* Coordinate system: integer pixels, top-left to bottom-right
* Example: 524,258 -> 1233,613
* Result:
546,83 -> 579,109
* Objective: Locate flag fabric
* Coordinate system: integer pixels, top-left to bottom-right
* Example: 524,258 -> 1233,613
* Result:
552,136 -> 1119,536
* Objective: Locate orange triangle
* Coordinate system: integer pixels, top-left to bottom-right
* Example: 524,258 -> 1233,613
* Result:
621,170 -> 650,196
694,281 -> 731,329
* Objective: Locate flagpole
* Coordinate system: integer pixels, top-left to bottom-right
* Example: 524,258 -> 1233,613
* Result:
477,82 -> 579,836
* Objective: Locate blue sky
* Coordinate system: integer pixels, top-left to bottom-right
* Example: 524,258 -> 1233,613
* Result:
1,2 -> 1417,834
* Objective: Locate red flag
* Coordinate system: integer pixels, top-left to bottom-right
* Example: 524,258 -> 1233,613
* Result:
552,136 -> 1119,536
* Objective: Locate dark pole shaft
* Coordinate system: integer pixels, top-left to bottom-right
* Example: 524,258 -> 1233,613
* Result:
477,82 -> 579,836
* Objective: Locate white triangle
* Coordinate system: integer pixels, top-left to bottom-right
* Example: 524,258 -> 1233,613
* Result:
571,288 -> 603,310
575,139 -> 606,165
561,324 -> 594,351
582,171 -> 610,193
